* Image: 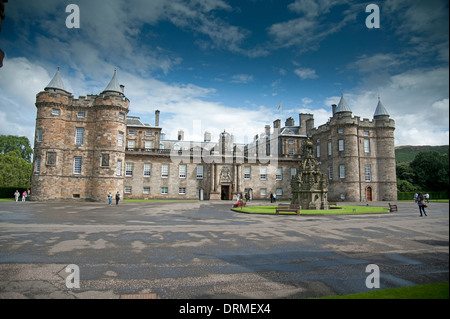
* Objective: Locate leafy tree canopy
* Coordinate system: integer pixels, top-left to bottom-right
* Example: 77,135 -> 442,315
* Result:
0,135 -> 33,163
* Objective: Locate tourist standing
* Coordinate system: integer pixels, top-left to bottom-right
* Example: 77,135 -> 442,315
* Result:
108,192 -> 112,205
115,191 -> 120,205
14,190 -> 20,202
21,191 -> 27,202
270,193 -> 273,203
417,192 -> 427,217
273,193 -> 276,203
425,193 -> 430,203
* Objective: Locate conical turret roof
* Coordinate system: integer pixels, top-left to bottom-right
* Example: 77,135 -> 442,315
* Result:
101,68 -> 123,95
45,67 -> 68,92
335,93 -> 352,113
374,97 -> 390,117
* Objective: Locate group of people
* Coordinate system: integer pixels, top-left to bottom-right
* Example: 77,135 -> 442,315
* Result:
14,189 -> 30,202
107,191 -> 121,205
414,192 -> 429,217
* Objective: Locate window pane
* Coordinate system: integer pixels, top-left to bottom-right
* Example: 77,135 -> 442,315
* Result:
75,128 -> 84,145
74,157 -> 82,174
244,166 -> 251,179
116,160 -> 122,176
125,162 -> 133,176
179,164 -> 187,178
161,164 -> 169,177
196,165 -> 203,179
276,167 -> 282,180
118,132 -> 124,147
143,163 -> 151,177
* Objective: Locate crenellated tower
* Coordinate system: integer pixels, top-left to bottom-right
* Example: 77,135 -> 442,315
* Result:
31,68 -> 129,201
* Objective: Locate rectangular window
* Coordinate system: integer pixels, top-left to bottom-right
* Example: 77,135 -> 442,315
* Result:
316,145 -> 321,158
145,141 -> 153,150
118,132 -> 124,147
124,186 -> 132,194
74,157 -> 82,174
143,163 -> 151,177
260,166 -> 267,180
290,167 -> 297,178
125,162 -> 133,176
127,140 -> 135,149
365,165 -> 372,182
328,167 -> 333,180
161,164 -> 169,178
77,111 -> 85,118
119,113 -> 125,120
328,142 -> 332,156
116,160 -> 122,176
276,167 -> 282,180
339,165 -> 345,179
37,129 -> 43,142
145,131 -> 153,137
244,166 -> 251,179
289,148 -> 295,155
196,165 -> 204,179
288,140 -> 294,144
363,131 -> 369,136
179,164 -> 187,178
35,156 -> 41,173
179,187 -> 186,195
52,109 -> 60,116
129,129 -> 136,135
161,187 -> 168,194
338,139 -> 344,151
75,127 -> 84,145
143,187 -> 150,195
338,128 -> 344,134
260,188 -> 266,196
364,139 -> 370,153
276,188 -> 283,196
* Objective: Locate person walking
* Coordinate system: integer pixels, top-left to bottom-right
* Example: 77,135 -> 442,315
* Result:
115,191 -> 120,205
273,193 -> 277,203
21,191 -> 27,202
108,192 -> 112,205
417,192 -> 427,217
425,193 -> 430,203
270,193 -> 273,203
14,190 -> 20,202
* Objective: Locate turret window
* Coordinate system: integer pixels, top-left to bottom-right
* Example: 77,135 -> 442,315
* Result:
338,139 -> 344,151
74,157 -> 82,174
364,139 -> 370,153
75,127 -> 84,145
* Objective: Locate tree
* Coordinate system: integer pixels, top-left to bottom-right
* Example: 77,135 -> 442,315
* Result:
0,152 -> 32,187
410,151 -> 449,192
0,135 -> 33,163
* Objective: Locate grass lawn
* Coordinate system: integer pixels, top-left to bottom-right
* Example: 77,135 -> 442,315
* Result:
319,282 -> 449,299
234,204 -> 389,215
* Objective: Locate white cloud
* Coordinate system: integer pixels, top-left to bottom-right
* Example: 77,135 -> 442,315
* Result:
230,74 -> 254,84
294,68 -> 318,80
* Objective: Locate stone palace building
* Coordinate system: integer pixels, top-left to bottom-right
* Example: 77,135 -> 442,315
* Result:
30,69 -> 397,202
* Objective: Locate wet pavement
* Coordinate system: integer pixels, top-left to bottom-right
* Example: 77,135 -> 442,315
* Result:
0,200 -> 448,299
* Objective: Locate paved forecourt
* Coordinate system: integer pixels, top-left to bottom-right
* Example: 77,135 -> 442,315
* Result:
0,199 -> 448,299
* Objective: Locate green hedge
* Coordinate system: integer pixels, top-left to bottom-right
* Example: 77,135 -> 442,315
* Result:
398,191 -> 449,200
0,187 -> 30,199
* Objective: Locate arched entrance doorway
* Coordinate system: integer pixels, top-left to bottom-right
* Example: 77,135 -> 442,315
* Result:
366,187 -> 373,201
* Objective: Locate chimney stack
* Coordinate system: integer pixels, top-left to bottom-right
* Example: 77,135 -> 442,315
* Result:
155,110 -> 160,127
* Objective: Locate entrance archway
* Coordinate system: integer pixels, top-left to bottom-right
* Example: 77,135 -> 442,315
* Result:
366,187 -> 373,201
221,185 -> 231,200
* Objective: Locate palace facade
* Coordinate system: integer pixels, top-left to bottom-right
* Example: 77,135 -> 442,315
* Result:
30,69 -> 397,202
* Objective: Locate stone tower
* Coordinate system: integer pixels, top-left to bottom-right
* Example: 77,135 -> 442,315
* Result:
310,94 -> 397,202
31,68 -> 129,201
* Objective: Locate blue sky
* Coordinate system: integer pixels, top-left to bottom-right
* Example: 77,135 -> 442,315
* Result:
0,0 -> 448,146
